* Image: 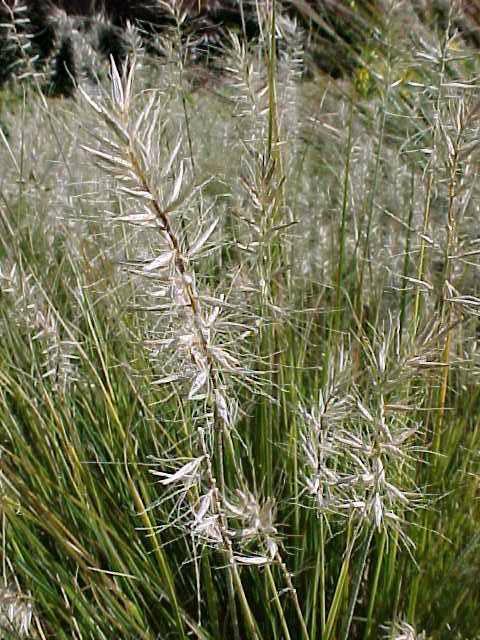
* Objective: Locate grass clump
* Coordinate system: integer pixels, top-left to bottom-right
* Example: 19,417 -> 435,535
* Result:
1,2 -> 480,639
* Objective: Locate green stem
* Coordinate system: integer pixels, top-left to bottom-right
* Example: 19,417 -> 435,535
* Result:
363,530 -> 387,640
399,168 -> 415,345
334,95 -> 354,333
340,526 -> 375,640
266,564 -> 292,640
310,514 -> 326,639
325,521 -> 355,640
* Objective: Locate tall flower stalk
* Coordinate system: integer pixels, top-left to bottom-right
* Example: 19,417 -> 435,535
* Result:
79,55 -> 310,639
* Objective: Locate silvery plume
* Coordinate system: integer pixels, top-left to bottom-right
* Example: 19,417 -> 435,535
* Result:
383,620 -> 427,640
300,341 -> 423,541
225,490 -> 279,565
79,59 -> 262,436
0,260 -> 79,392
0,583 -> 34,638
148,450 -> 223,547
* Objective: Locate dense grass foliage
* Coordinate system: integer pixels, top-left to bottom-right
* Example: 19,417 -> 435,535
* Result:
1,2 -> 480,639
